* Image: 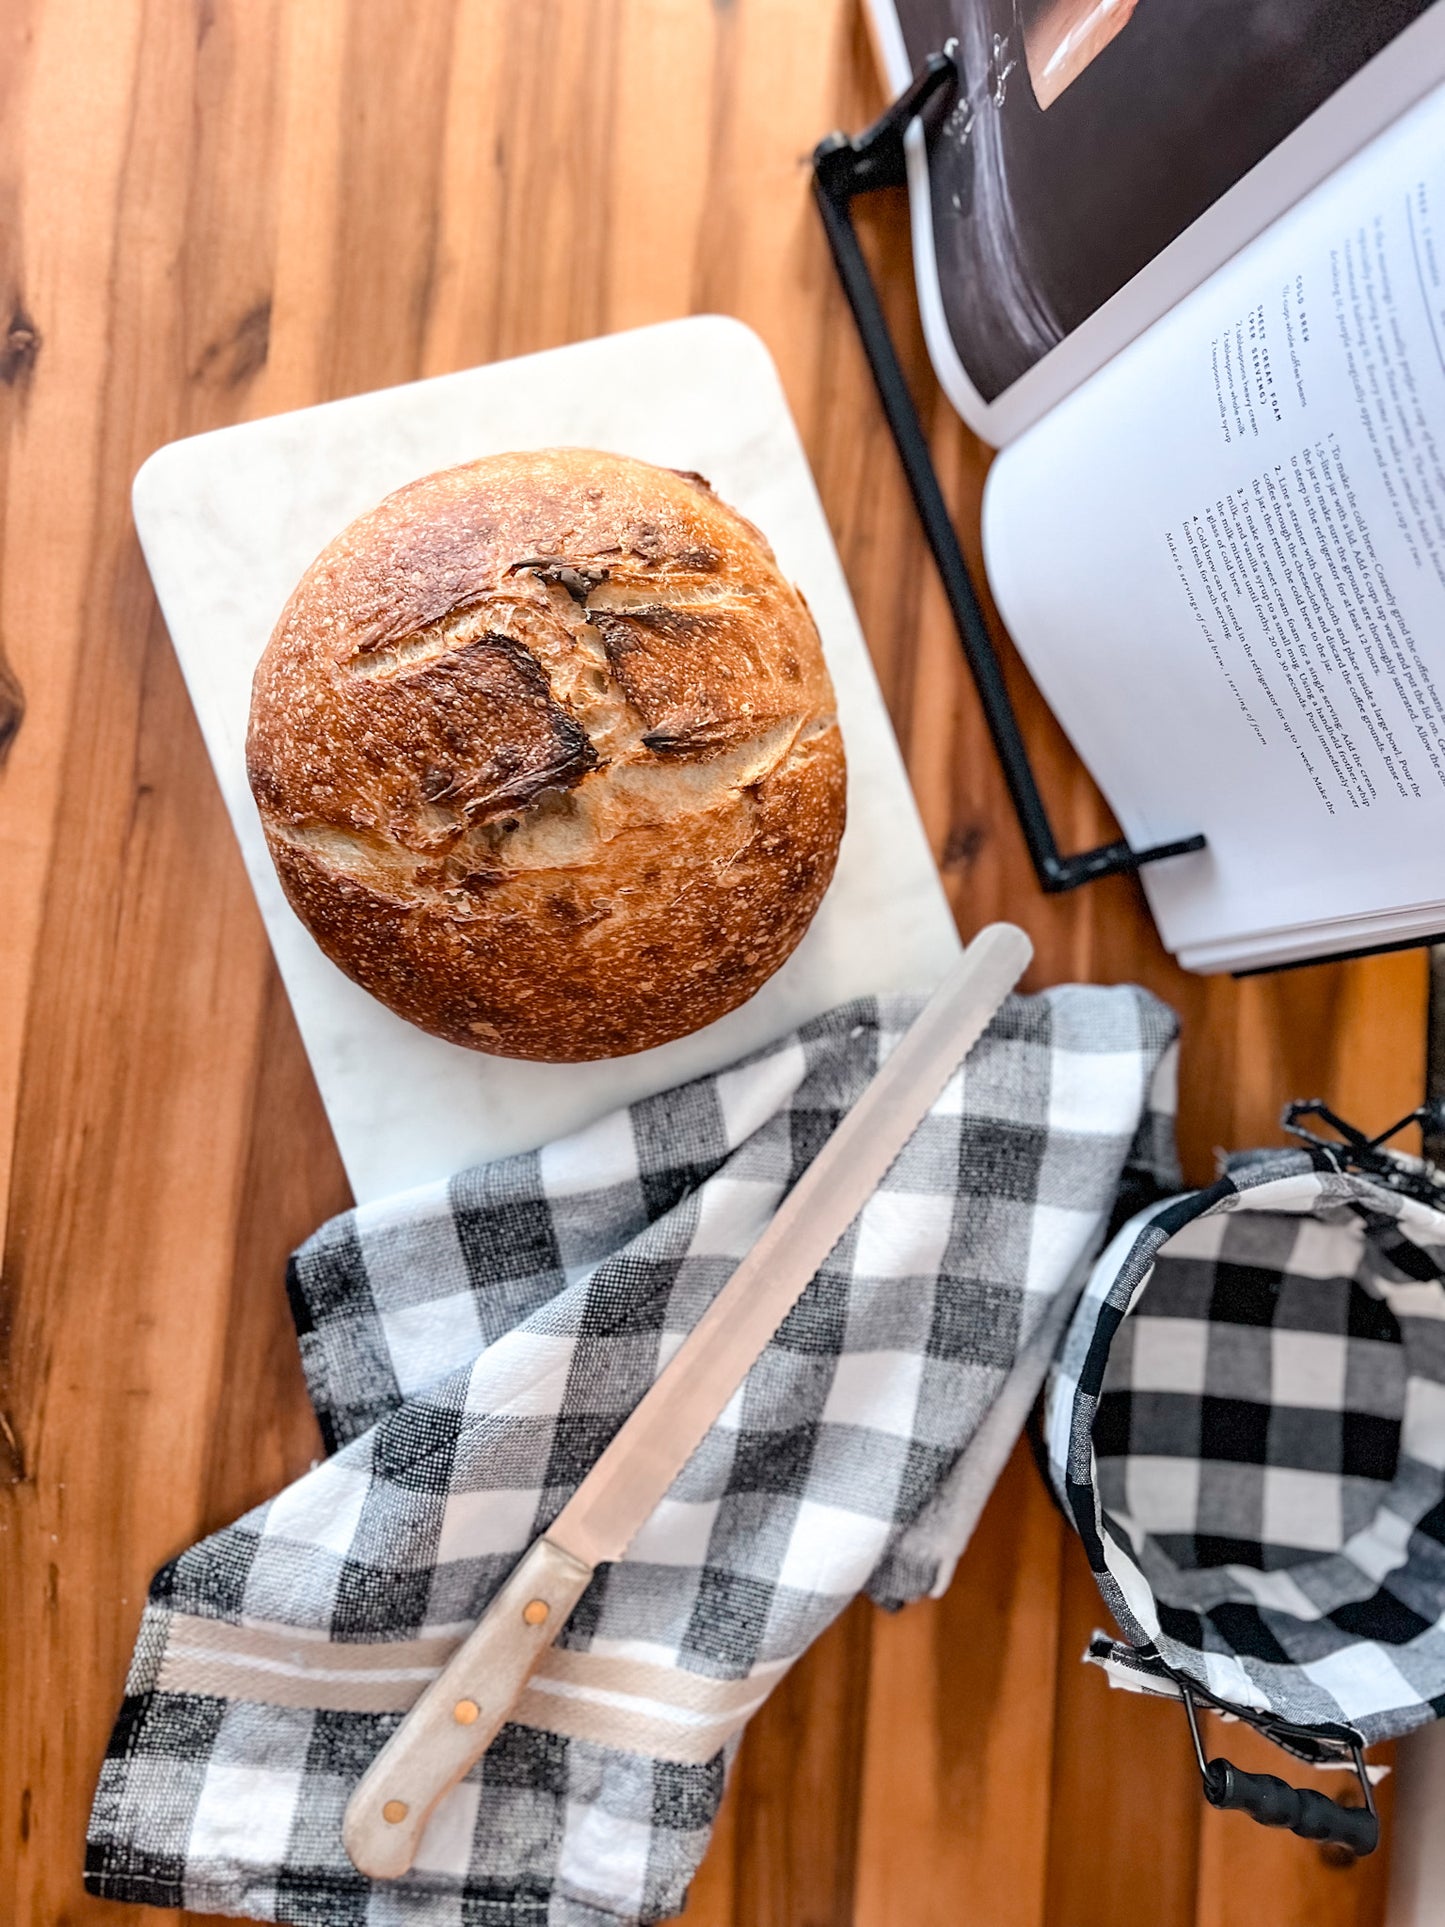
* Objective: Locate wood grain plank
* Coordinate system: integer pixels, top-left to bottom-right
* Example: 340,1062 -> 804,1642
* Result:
0,3 -> 299,1919
852,1441 -> 1064,1927
325,0 -> 459,399
1043,1535 -> 1204,1927
0,0 -> 147,1257
730,1598 -> 874,1927
252,0 -> 349,418
608,0 -> 718,337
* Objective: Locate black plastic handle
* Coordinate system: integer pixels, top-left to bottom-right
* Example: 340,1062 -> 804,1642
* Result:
1203,1759 -> 1379,1855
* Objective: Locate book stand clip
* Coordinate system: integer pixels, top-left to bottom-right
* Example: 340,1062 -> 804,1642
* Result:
813,53 -> 1207,894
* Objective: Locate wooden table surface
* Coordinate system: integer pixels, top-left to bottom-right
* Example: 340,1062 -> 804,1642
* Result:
0,3 -> 1428,1922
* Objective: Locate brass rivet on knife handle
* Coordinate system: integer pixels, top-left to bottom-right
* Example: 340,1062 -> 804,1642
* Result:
342,1537 -> 595,1880
343,925 -> 1030,1880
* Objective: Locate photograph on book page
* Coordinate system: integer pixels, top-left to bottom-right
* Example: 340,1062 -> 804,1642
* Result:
881,0 -> 1434,404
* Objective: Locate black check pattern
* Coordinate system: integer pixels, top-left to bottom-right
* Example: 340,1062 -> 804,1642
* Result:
88,985 -> 1177,1924
1047,1149 -> 1445,1745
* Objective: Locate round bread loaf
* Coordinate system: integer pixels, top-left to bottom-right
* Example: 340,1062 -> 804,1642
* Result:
245,449 -> 846,1061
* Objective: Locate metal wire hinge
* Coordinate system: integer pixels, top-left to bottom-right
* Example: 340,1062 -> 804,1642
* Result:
1180,1682 -> 1379,1856
1283,1097 -> 1445,1208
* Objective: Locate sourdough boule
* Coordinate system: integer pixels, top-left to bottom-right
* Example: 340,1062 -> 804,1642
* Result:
245,448 -> 846,1061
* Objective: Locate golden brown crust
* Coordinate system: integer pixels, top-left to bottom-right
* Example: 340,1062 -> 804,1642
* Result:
245,448 -> 846,1060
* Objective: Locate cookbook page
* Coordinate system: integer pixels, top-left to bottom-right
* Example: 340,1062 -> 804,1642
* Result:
983,80 -> 1445,959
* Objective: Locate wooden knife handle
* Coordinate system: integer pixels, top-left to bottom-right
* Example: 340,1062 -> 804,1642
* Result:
342,1536 -> 595,1879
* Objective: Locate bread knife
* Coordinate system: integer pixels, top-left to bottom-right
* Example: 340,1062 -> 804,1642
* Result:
343,921 -> 1032,1879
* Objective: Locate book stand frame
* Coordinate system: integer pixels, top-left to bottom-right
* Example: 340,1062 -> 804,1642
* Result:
812,53 -> 1208,894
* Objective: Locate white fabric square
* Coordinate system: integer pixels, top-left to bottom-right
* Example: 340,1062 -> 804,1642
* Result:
715,1040 -> 807,1150
822,1351 -> 924,1437
437,1486 -> 542,1564
1153,1211 -> 1229,1262
1024,1203 -> 1099,1296
556,1798 -> 651,1914
263,1463 -> 370,1558
854,1188 -> 954,1280
1284,1216 -> 1364,1283
365,1892 -> 466,1927
1404,1378 -> 1445,1469
1301,1642 -> 1420,1721
1384,1280 -> 1445,1321
586,1633 -> 696,1670
627,1498 -> 720,1568
1224,1563 -> 1321,1620
687,1178 -> 785,1258
1101,1523 -> 1166,1640
464,1330 -> 575,1415
1149,1040 -> 1179,1124
188,1762 -> 302,1865
1123,1455 -> 1200,1535
383,1291 -> 485,1397
778,1500 -> 892,1595
1200,1649 -> 1272,1715
1129,1317 -> 1210,1396
1048,1049 -> 1142,1135
539,1107 -> 639,1198
411,1780 -> 482,1878
1344,1503 -> 1413,1586
929,1064 -> 966,1116
1270,1328 -> 1348,1411
713,1381 -> 747,1432
1262,1468 -> 1343,1553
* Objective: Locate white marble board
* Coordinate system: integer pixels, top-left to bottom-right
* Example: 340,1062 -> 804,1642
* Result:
133,316 -> 960,1203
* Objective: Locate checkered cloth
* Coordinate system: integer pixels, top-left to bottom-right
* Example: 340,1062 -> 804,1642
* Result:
87,982 -> 1177,1926
1046,1147 -> 1445,1748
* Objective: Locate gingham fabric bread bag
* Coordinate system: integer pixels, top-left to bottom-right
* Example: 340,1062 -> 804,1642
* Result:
1045,1108 -> 1445,1855
87,979 -> 1176,1926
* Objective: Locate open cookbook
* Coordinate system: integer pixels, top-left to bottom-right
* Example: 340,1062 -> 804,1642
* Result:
871,0 -> 1445,970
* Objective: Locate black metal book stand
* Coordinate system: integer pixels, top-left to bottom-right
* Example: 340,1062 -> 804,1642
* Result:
812,53 -> 1207,894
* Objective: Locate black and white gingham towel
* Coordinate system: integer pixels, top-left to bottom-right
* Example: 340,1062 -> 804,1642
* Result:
1047,1147 -> 1445,1745
87,983 -> 1177,1925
